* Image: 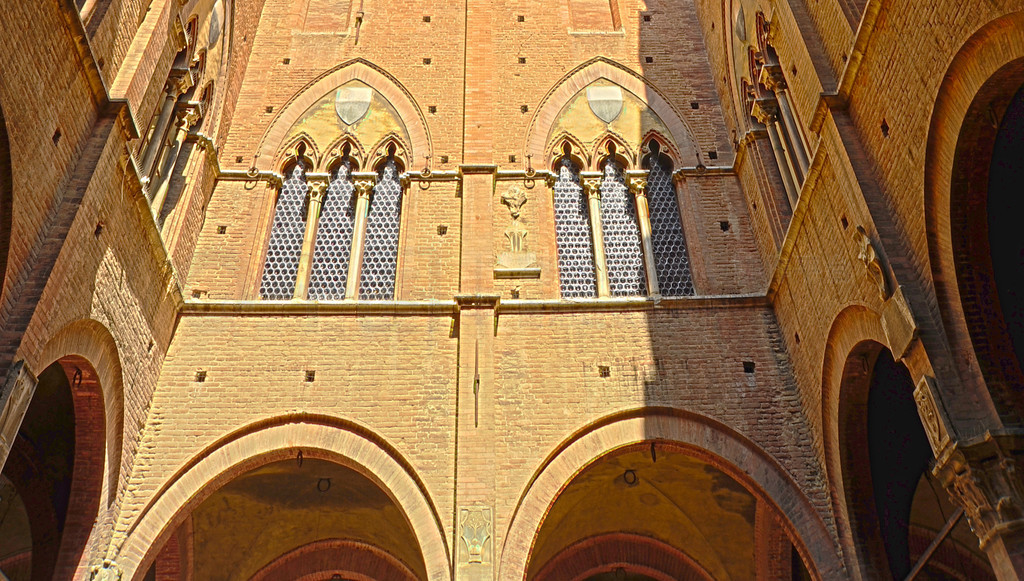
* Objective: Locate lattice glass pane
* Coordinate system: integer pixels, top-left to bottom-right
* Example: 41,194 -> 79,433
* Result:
648,161 -> 695,296
599,161 -> 646,297
358,159 -> 402,300
260,165 -> 308,299
308,162 -> 357,300
553,158 -> 597,298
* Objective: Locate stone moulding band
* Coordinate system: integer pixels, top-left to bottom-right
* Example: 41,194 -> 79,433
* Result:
178,294 -> 769,316
190,133 -> 737,190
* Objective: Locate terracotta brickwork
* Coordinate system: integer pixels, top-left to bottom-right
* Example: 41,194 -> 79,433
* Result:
2,0 -> 1024,579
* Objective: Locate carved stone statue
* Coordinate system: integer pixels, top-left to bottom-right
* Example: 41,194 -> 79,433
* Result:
853,225 -> 890,301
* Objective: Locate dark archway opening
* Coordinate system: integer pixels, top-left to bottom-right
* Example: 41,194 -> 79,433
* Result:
987,83 -> 1024,383
0,362 -> 76,581
841,344 -> 995,580
0,357 -> 106,581
949,67 -> 1024,421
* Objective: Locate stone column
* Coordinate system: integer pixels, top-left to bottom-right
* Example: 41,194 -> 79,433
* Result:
628,175 -> 659,296
760,64 -> 809,177
583,176 -> 611,297
752,98 -> 800,209
293,178 -> 328,300
141,75 -> 191,184
150,107 -> 200,222
345,177 -> 375,299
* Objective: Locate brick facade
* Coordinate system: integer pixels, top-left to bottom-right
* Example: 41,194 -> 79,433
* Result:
0,0 -> 1022,579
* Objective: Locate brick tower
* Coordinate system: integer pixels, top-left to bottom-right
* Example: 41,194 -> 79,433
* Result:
0,0 -> 1023,579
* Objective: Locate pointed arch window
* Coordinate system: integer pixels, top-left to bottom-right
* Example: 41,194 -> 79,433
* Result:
645,144 -> 694,296
358,157 -> 404,300
308,160 -> 357,300
260,163 -> 309,299
553,156 -> 598,298
598,159 -> 646,297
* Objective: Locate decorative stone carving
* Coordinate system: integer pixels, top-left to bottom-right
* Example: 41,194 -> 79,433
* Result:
459,506 -> 492,564
307,178 -> 329,204
495,186 -> 539,278
582,177 -> 602,200
913,376 -> 951,455
751,97 -> 780,126
627,176 -> 648,197
354,178 -> 376,198
937,435 -> 1024,549
176,107 -> 201,133
853,225 -> 890,301
89,560 -> 122,581
501,186 -> 527,219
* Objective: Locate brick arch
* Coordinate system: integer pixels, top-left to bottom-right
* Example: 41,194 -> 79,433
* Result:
924,11 -> 1024,428
257,59 -> 431,168
532,532 -> 714,581
0,103 -> 10,309
117,420 -> 451,581
250,539 -> 419,581
498,411 -> 843,580
819,305 -> 889,581
525,57 -> 700,167
35,318 -> 124,509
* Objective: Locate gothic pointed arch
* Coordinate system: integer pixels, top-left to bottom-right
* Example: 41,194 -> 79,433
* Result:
525,57 -> 700,167
276,134 -> 318,173
323,136 -> 366,172
548,133 -> 589,171
367,134 -> 410,173
594,134 -> 633,170
258,59 -> 431,168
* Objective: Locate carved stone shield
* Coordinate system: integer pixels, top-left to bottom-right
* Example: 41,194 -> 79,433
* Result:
587,85 -> 623,124
335,86 -> 372,125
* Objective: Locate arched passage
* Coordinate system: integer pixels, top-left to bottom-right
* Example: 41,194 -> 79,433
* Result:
0,356 -> 106,581
499,412 -> 844,580
118,420 -> 451,581
835,341 -> 994,580
925,11 -> 1024,427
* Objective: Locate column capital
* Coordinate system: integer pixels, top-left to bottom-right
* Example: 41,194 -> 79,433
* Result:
751,97 -> 780,125
759,63 -> 787,92
176,107 -> 201,132
582,177 -> 602,200
627,176 -> 648,197
935,433 -> 1024,549
354,178 -> 376,198
307,178 -> 329,203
